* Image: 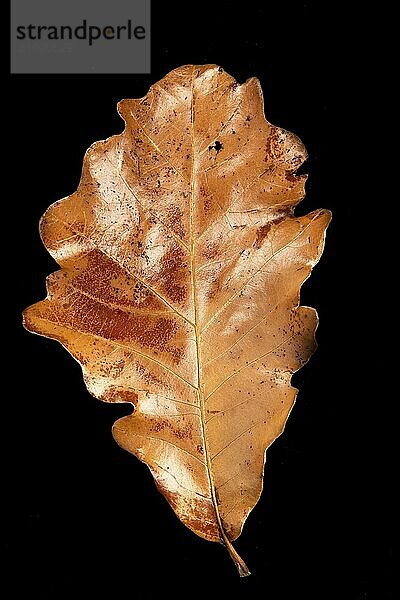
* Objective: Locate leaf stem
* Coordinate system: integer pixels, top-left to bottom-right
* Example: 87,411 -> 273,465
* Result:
222,536 -> 251,577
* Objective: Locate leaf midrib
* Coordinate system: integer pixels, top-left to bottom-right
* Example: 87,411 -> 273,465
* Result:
188,67 -> 228,546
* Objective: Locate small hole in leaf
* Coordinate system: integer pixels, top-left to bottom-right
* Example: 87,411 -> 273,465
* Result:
208,140 -> 223,154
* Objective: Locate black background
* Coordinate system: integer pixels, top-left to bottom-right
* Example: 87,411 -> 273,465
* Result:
6,2 -> 391,599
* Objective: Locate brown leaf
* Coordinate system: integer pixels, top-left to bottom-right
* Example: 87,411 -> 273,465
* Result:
23,65 -> 331,576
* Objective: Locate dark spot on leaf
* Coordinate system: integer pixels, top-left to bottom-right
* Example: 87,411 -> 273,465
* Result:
208,140 -> 223,154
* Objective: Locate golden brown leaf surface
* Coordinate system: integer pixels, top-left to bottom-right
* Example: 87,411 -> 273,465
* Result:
23,65 -> 331,575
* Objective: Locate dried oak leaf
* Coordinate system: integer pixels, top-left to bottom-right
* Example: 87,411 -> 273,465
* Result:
23,65 -> 331,575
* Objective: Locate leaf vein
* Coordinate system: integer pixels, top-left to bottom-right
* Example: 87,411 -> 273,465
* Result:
56,217 -> 195,328
201,215 -> 319,334
205,333 -> 296,401
34,315 -> 197,390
